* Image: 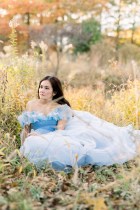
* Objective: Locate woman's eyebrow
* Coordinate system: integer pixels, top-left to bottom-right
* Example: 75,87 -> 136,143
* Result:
40,85 -> 49,88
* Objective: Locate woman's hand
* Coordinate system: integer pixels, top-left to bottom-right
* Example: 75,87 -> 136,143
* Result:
27,131 -> 39,136
57,119 -> 67,130
25,125 -> 31,133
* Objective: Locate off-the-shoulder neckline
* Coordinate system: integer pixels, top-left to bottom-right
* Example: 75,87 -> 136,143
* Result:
24,104 -> 69,117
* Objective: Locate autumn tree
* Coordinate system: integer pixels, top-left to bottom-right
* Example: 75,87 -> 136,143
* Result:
0,0 -> 110,42
2,0 -> 68,25
106,0 -> 140,53
127,0 -> 140,44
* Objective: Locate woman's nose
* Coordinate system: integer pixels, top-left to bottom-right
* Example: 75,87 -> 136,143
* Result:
40,89 -> 45,93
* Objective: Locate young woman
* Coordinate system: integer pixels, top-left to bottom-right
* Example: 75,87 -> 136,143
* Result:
18,76 -> 140,171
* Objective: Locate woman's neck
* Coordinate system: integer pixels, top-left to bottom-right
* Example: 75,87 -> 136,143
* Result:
39,99 -> 56,106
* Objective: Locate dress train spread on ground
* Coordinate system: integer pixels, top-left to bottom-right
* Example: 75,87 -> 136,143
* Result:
18,104 -> 140,171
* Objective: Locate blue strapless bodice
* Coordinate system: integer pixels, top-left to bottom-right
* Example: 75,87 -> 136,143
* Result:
18,104 -> 72,134
31,118 -> 57,134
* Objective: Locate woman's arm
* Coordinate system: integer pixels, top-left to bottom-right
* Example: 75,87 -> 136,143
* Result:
20,125 -> 31,145
20,101 -> 33,145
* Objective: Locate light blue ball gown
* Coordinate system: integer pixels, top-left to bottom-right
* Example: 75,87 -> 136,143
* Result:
18,104 -> 140,171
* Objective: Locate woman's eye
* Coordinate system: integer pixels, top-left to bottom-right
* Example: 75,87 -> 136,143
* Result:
39,86 -> 49,89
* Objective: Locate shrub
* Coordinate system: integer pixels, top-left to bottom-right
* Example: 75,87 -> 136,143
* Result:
72,19 -> 101,54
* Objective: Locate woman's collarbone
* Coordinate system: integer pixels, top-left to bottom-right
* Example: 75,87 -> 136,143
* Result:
31,104 -> 59,115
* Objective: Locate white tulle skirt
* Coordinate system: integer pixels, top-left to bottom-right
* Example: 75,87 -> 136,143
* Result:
20,110 -> 140,171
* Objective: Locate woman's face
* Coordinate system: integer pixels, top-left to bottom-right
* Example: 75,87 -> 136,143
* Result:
39,80 -> 54,101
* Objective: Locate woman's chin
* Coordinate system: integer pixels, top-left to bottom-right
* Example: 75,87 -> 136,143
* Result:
39,96 -> 52,102
39,95 -> 46,99
39,97 -> 47,101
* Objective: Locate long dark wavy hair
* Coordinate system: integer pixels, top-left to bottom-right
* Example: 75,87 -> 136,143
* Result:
38,76 -> 71,107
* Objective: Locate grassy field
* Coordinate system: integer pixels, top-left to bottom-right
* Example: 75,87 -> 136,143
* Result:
0,60 -> 140,209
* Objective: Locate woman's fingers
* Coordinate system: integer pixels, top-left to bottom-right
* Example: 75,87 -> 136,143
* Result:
28,132 -> 38,136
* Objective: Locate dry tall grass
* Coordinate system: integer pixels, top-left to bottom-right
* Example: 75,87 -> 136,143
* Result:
0,39 -> 140,209
0,61 -> 140,209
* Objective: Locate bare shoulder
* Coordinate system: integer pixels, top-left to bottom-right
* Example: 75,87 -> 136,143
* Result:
26,99 -> 38,111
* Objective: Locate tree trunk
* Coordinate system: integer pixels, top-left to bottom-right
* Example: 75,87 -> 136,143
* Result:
131,12 -> 137,44
115,0 -> 121,50
25,12 -> 30,25
54,46 -> 60,76
115,0 -> 122,60
39,14 -> 43,25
